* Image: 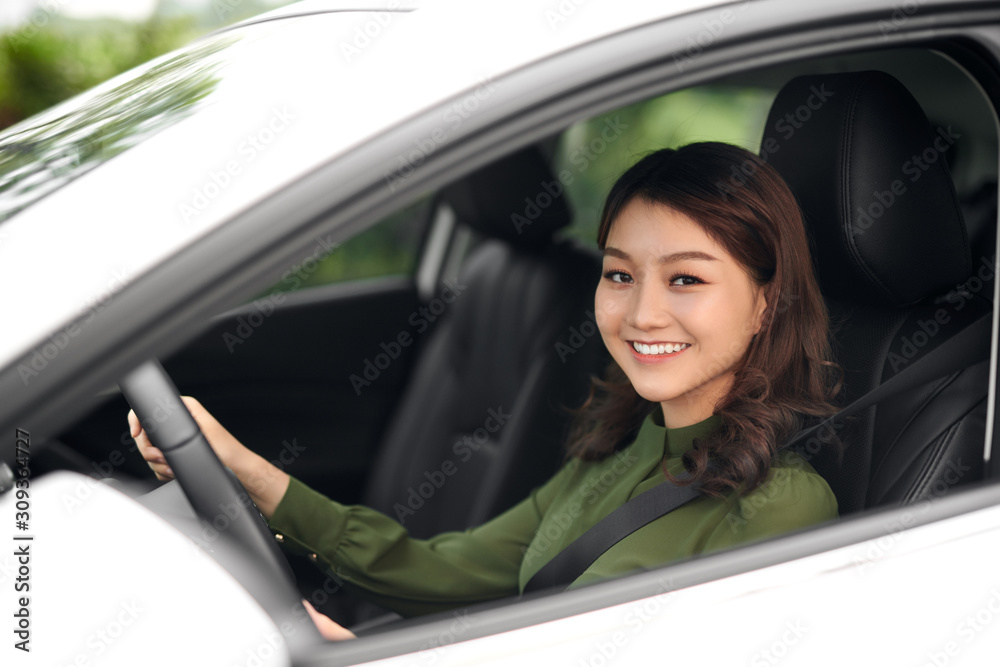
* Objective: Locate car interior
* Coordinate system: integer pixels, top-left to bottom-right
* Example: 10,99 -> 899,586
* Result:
38,40 -> 999,631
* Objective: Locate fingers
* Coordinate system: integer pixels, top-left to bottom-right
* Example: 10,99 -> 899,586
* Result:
302,600 -> 356,641
128,408 -> 174,481
127,409 -> 140,437
179,396 -> 223,435
129,395 -> 249,482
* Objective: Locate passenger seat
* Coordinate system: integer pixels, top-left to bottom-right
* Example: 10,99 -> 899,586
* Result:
762,71 -> 992,514
363,146 -> 605,538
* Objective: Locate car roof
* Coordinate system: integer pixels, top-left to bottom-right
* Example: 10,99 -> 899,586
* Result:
0,0 -> 725,371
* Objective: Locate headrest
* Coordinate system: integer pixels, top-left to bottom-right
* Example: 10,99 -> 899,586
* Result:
443,145 -> 572,247
762,71 -> 970,306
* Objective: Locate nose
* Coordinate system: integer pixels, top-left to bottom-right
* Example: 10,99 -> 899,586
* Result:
627,280 -> 671,331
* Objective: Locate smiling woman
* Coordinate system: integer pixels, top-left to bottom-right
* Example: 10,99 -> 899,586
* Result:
130,140 -> 844,629
578,142 -> 845,497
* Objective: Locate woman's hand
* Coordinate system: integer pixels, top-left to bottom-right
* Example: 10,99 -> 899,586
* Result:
129,396 -> 290,517
303,600 -> 356,641
129,396 -> 240,481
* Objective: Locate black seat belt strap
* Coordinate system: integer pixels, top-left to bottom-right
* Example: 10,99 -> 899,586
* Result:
522,479 -> 700,594
522,310 -> 993,594
784,310 -> 993,449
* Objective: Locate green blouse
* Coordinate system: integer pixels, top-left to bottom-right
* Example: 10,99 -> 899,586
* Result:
267,408 -> 838,617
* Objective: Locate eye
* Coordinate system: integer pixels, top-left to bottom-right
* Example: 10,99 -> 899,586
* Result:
669,273 -> 704,287
603,269 -> 633,284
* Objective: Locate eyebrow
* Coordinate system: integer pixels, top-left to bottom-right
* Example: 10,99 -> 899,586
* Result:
603,247 -> 720,264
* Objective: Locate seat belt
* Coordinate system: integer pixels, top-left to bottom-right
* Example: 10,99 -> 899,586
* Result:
522,310 -> 993,594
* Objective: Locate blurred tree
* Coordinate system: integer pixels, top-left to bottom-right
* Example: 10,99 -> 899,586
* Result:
0,1 -> 293,131
0,17 -> 197,129
554,85 -> 777,246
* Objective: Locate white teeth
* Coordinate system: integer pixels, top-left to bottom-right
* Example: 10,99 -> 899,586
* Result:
632,342 -> 689,355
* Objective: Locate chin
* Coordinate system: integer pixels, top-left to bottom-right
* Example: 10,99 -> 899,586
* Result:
628,384 -> 686,405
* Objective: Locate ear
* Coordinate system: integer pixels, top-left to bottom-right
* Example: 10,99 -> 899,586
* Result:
752,288 -> 769,335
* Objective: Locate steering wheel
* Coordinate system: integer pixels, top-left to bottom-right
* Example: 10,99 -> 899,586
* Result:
118,359 -> 324,648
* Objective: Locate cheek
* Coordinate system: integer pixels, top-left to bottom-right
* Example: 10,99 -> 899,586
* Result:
669,293 -> 698,317
594,287 -> 622,334
668,290 -> 719,334
706,297 -> 760,351
597,284 -> 629,311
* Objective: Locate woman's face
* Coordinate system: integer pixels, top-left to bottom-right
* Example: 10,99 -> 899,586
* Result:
595,198 -> 768,429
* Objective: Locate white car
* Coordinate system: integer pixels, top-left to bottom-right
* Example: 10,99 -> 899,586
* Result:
2,0 -> 1000,664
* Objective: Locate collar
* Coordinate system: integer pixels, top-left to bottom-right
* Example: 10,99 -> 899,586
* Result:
635,405 -> 724,458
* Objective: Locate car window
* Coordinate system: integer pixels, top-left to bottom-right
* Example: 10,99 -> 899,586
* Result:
267,194 -> 432,293
0,37 -> 235,223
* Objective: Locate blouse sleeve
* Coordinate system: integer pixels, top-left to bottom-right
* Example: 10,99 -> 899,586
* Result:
266,462 -> 576,617
702,451 -> 839,554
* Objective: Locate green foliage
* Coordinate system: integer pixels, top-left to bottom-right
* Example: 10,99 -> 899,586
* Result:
275,199 -> 430,294
0,16 -> 200,131
0,38 -> 228,221
0,1 -> 296,131
555,86 -> 778,246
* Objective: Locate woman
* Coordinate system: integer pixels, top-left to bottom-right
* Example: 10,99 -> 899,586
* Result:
131,142 -> 842,639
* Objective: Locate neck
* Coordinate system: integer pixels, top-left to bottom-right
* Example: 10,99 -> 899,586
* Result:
660,373 -> 733,428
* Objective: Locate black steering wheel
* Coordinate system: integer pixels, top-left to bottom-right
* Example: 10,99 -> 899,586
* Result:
119,359 -> 324,648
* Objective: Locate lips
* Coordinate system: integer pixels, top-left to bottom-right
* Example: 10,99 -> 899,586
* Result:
628,341 -> 691,363
631,341 -> 691,356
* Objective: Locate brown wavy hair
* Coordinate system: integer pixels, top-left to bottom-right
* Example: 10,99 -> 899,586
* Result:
566,142 -> 844,497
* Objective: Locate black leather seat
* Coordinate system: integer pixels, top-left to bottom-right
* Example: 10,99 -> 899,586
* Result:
762,71 -> 991,514
286,146 -> 607,625
362,146 -> 604,537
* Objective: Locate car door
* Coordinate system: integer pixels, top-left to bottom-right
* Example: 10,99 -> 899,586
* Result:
58,197 -> 447,503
